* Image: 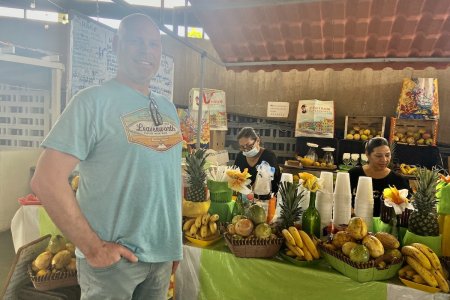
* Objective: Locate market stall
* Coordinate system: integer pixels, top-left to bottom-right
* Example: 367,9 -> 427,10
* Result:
176,241 -> 449,300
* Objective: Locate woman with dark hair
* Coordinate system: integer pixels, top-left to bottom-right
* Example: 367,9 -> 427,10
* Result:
349,137 -> 410,217
235,127 -> 281,199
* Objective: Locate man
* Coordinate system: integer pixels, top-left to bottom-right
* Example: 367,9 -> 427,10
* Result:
31,14 -> 183,299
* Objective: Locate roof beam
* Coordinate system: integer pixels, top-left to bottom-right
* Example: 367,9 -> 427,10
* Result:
189,0 -> 329,10
224,57 -> 450,67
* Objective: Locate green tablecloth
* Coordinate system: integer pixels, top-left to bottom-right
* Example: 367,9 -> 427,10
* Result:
175,241 -> 446,300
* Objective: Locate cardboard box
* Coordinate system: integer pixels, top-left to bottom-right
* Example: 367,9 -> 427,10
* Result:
209,130 -> 226,151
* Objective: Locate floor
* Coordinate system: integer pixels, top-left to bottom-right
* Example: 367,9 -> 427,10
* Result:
0,229 -> 16,296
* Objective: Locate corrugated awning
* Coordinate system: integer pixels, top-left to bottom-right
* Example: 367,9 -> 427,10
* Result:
190,0 -> 450,71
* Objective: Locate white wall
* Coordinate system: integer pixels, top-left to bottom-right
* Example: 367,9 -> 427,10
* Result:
0,148 -> 42,231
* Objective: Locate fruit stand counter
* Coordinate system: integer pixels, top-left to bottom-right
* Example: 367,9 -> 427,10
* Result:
175,241 -> 449,300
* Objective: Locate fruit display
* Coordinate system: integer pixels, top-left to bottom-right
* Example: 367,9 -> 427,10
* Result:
30,235 -> 76,278
183,213 -> 221,242
277,181 -> 304,230
408,167 -> 440,237
281,227 -> 321,262
399,163 -> 417,176
392,128 -> 434,145
321,217 -> 402,269
389,117 -> 438,146
182,149 -> 211,217
185,149 -> 209,202
345,126 -> 381,141
224,207 -> 284,258
398,243 -> 449,293
226,213 -> 277,241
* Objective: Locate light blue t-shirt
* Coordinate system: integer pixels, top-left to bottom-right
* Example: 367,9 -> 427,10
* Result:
42,79 -> 183,263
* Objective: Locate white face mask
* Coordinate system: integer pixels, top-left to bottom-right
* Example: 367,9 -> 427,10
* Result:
243,146 -> 259,157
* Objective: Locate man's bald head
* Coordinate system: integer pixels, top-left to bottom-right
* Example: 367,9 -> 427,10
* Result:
118,13 -> 159,39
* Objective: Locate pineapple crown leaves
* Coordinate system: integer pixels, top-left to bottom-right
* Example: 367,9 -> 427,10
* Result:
185,149 -> 210,181
278,181 -> 305,229
411,167 -> 439,211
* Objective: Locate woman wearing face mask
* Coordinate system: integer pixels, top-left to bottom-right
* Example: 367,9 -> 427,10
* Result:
235,127 -> 281,200
349,137 -> 410,217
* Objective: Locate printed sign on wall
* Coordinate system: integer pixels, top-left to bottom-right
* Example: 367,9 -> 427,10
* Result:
189,88 -> 227,130
267,102 -> 289,118
295,100 -> 334,138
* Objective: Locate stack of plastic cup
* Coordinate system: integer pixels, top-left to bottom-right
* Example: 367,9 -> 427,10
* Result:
333,172 -> 352,226
274,173 -> 294,222
354,176 -> 374,231
316,171 -> 334,234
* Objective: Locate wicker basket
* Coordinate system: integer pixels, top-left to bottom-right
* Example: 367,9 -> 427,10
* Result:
224,233 -> 284,258
318,244 -> 403,282
380,205 -> 412,227
28,265 -> 78,291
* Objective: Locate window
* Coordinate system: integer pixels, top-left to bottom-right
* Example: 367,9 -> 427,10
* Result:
0,6 -> 24,18
26,10 -> 58,22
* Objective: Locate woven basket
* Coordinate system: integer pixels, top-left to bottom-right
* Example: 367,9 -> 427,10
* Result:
224,233 -> 284,258
28,265 -> 78,291
318,244 -> 403,282
380,205 -> 412,228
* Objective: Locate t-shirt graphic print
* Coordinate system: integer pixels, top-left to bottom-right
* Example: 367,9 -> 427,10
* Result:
121,108 -> 182,151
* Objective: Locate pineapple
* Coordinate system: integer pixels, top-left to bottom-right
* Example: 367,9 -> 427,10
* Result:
278,181 -> 305,229
185,149 -> 209,202
408,167 -> 440,236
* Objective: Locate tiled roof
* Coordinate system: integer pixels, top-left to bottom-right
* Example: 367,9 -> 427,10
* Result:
190,0 -> 450,71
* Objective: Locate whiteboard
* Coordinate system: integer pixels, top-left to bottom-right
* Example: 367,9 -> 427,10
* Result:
68,12 -> 174,102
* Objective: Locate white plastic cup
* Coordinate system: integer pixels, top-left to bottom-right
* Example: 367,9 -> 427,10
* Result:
355,176 -> 374,205
334,172 -> 351,196
280,173 -> 294,183
319,171 -> 334,194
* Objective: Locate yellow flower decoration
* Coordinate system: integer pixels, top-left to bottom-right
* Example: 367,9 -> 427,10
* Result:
298,172 -> 322,192
383,185 -> 413,215
226,167 -> 252,195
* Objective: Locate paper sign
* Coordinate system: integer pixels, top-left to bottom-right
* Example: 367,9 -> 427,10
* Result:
295,99 -> 334,138
189,88 -> 227,130
267,102 -> 289,118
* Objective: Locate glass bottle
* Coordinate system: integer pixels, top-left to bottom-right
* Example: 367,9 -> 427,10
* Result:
302,192 -> 321,238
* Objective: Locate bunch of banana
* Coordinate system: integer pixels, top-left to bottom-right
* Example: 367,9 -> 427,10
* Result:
399,163 -> 417,175
282,227 -> 320,262
399,243 -> 449,293
183,213 -> 220,241
31,235 -> 77,278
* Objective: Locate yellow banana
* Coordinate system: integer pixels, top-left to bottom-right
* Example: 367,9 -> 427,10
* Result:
209,221 -> 217,234
282,229 -> 296,246
407,167 -> 417,175
285,250 -> 296,257
432,268 -> 449,293
398,264 -> 414,277
190,223 -> 198,236
406,257 -> 438,287
405,270 -> 417,278
195,215 -> 202,228
401,245 -> 432,270
200,225 -> 208,238
285,242 -> 304,258
288,227 -> 303,248
201,213 -> 210,226
302,246 -> 313,261
209,214 -> 219,222
410,243 -> 442,271
411,274 -> 426,284
183,218 -> 196,231
299,230 -> 320,259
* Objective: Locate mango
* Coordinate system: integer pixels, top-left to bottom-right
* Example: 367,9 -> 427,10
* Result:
52,250 -> 72,269
34,251 -> 53,270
